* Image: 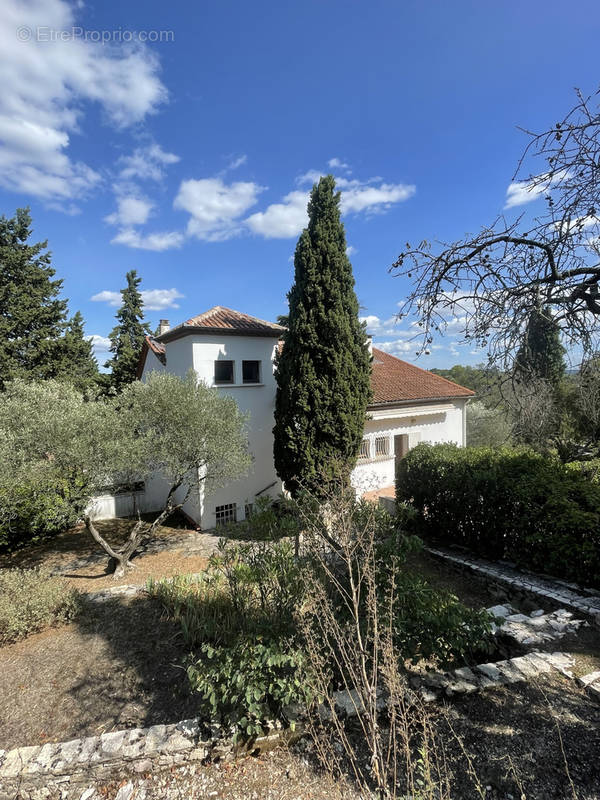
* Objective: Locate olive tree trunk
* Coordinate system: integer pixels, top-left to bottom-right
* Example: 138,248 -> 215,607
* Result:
85,481 -> 184,579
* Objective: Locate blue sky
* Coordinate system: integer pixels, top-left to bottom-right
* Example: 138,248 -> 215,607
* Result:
1,0 -> 599,368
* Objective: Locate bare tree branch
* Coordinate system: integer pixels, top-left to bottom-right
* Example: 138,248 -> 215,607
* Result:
391,88 -> 600,368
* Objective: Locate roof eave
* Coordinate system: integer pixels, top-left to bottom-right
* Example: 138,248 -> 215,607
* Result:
368,394 -> 475,409
157,325 -> 283,343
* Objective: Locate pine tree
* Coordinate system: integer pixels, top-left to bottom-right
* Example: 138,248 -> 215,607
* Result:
59,311 -> 99,392
105,269 -> 151,391
0,208 -> 68,389
273,176 -> 372,496
515,305 -> 566,387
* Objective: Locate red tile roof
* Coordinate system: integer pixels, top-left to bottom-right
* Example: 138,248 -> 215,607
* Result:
370,347 -> 474,405
162,306 -> 285,339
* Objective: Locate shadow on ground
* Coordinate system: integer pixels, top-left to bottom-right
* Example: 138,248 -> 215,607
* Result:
0,593 -> 197,749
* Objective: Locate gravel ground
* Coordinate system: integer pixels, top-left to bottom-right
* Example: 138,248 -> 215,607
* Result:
91,750 -> 357,800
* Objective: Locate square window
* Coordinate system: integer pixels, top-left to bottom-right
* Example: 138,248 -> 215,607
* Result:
215,503 -> 237,526
375,437 -> 390,458
214,360 -> 234,384
358,439 -> 371,460
242,360 -> 261,384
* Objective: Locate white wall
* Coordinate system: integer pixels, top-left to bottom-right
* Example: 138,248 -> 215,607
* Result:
191,334 -> 282,529
140,333 -> 282,530
351,399 -> 467,494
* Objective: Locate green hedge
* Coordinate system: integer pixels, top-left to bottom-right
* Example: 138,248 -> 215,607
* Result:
396,444 -> 600,588
0,472 -> 87,552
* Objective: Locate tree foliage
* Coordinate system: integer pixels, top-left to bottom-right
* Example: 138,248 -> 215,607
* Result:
515,305 -> 565,386
58,311 -> 99,392
0,208 -> 67,388
105,269 -> 151,391
273,176 -> 372,495
0,373 -> 251,574
392,88 -> 600,368
397,443 -> 600,587
0,208 -> 100,391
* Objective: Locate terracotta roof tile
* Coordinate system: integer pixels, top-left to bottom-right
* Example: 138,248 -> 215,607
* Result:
162,306 -> 285,338
370,347 -> 474,405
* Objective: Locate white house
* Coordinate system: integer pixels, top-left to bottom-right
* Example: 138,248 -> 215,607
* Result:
94,306 -> 473,528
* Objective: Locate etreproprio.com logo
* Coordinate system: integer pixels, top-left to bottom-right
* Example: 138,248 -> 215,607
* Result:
16,26 -> 175,43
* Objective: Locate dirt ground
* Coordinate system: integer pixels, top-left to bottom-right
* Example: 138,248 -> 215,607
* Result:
1,529 -> 599,800
404,549 -> 512,610
0,517 -> 219,592
0,593 -> 195,749
88,673 -> 600,800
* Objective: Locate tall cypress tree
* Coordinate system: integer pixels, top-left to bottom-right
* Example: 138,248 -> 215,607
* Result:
273,176 -> 372,496
515,305 -> 566,387
59,311 -> 100,392
105,269 -> 151,391
0,208 -> 68,389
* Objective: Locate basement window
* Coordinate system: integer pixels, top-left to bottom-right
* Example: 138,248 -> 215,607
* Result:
215,503 -> 237,526
214,360 -> 234,384
242,360 -> 261,384
358,439 -> 371,461
375,436 -> 390,458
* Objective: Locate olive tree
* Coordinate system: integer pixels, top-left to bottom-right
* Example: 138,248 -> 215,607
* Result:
0,372 -> 251,577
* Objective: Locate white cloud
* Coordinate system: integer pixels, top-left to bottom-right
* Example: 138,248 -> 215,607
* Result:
296,170 -> 324,186
174,177 -> 264,241
90,290 -> 121,307
119,143 -> 180,182
360,314 -> 406,336
328,157 -> 351,171
346,245 -> 356,257
504,169 -> 569,209
91,288 -> 184,309
110,228 -> 184,251
246,190 -> 308,239
139,288 -> 184,310
376,339 -> 415,356
105,195 -> 153,227
337,178 -> 416,214
228,154 -> 247,170
88,334 -> 111,354
248,172 -> 416,239
0,0 -> 167,204
505,181 -> 542,209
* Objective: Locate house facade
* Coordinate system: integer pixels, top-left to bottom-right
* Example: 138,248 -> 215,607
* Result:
94,306 -> 473,528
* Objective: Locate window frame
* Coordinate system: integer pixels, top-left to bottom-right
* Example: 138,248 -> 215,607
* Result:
215,503 -> 237,526
375,436 -> 390,459
358,438 -> 371,461
242,359 -> 261,384
214,360 -> 235,385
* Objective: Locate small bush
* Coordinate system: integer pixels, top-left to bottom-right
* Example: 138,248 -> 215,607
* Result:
224,494 -> 301,541
397,443 -> 600,587
566,458 -> 600,485
0,468 -> 87,552
0,567 -> 82,644
148,539 -> 307,738
187,639 -> 312,740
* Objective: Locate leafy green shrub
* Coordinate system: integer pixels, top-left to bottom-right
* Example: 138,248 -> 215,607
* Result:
224,494 -> 301,541
0,567 -> 82,644
566,458 -> 600,485
187,639 -> 312,740
0,468 -> 87,552
148,538 -> 301,647
148,539 -> 307,738
397,443 -> 600,587
392,575 -> 495,666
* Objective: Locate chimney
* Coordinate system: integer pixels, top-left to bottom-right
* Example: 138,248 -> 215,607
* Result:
366,334 -> 373,356
158,319 -> 170,336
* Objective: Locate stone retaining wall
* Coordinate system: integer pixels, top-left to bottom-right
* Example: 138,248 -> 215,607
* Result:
426,546 -> 600,625
0,719 -> 286,800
